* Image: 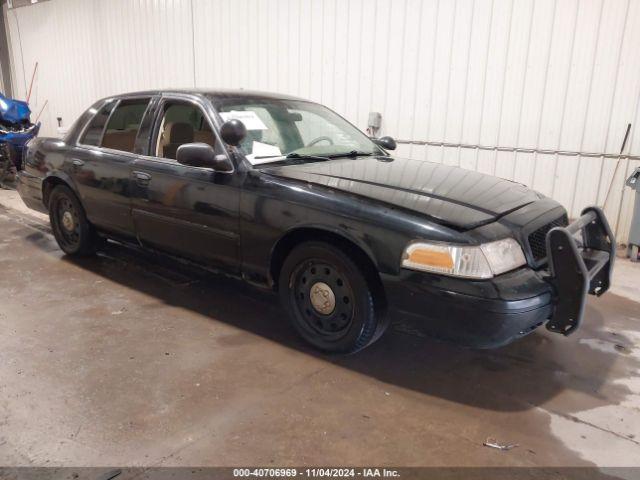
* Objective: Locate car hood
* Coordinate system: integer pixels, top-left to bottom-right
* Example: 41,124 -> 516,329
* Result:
260,155 -> 541,230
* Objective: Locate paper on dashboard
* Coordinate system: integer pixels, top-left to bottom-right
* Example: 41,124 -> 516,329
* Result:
246,141 -> 283,165
219,110 -> 268,131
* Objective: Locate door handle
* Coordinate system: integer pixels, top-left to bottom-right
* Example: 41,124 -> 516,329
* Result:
72,159 -> 84,167
132,171 -> 152,186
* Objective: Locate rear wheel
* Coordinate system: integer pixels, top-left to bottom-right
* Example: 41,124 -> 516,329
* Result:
49,185 -> 100,256
279,241 -> 384,354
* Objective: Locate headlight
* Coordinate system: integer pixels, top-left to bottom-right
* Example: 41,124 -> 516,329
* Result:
401,238 -> 526,279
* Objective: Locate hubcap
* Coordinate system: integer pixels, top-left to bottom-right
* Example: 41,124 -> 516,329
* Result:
292,261 -> 354,337
54,196 -> 81,250
309,282 -> 336,315
61,211 -> 75,231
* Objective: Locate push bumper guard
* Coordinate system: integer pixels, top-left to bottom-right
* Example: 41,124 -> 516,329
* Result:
545,206 -> 615,335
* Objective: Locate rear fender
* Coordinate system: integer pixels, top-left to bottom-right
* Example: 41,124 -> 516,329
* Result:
42,171 -> 81,208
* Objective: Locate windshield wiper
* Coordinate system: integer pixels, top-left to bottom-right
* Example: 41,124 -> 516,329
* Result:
253,155 -> 284,160
253,151 -> 365,165
327,151 -> 374,159
285,152 -> 330,161
253,153 -> 329,161
252,152 -> 330,166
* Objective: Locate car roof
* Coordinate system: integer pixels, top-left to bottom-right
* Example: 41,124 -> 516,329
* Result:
107,88 -> 306,102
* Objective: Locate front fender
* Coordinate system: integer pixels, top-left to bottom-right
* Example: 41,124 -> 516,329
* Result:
240,170 -> 472,287
277,222 -> 381,270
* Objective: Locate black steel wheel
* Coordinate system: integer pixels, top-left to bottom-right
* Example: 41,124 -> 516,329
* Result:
279,241 -> 382,353
49,185 -> 100,256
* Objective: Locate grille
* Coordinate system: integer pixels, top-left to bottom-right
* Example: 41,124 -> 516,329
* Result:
527,214 -> 569,263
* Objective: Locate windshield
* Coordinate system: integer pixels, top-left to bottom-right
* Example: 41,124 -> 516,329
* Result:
214,98 -> 382,165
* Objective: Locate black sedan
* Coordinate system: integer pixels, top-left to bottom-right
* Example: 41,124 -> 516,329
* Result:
17,89 -> 615,353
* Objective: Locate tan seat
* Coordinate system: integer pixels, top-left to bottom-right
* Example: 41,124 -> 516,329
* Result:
102,129 -> 138,152
193,129 -> 216,147
161,122 -> 194,160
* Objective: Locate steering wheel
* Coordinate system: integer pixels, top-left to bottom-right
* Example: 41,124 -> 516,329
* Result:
306,136 -> 334,147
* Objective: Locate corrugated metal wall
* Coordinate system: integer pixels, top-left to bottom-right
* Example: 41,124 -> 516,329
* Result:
6,0 -> 640,242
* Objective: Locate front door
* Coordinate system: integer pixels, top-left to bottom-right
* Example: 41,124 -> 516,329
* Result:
129,96 -> 241,271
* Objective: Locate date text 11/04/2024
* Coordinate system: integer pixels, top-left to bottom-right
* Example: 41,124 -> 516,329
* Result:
232,468 -> 400,477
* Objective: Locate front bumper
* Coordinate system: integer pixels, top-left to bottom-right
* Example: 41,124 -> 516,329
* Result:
382,206 -> 615,348
544,206 -> 615,334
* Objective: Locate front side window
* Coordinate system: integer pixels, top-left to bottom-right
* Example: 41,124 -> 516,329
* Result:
100,98 -> 151,153
155,101 -> 216,160
80,101 -> 115,146
214,98 -> 382,164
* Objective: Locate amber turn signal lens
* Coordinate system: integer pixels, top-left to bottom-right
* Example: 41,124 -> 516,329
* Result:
407,248 -> 454,269
401,238 -> 526,279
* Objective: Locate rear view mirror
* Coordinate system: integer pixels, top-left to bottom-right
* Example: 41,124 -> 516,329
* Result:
176,143 -> 233,172
373,136 -> 397,151
272,109 -> 302,122
220,119 -> 247,146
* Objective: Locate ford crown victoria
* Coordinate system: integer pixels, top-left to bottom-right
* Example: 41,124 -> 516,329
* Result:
17,90 -> 615,353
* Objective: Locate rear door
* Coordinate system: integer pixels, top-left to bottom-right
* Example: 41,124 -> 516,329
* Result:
72,96 -> 154,238
129,94 -> 241,271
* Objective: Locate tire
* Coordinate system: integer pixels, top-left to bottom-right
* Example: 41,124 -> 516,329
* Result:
48,185 -> 100,256
279,241 -> 384,354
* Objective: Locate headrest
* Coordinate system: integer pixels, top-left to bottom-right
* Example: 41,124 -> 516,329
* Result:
166,122 -> 194,143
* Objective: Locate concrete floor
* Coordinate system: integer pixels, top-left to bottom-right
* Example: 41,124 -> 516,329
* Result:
1,189 -> 639,471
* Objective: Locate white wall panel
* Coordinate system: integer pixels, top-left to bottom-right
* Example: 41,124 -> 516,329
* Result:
6,0 -> 640,242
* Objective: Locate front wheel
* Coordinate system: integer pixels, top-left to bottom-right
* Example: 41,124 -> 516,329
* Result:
49,185 -> 101,256
279,242 -> 384,354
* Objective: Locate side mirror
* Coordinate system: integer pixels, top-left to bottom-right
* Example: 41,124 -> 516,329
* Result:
372,136 -> 397,151
176,143 -> 233,172
220,119 -> 247,146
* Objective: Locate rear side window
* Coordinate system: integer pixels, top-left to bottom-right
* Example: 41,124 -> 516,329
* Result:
100,98 -> 151,153
80,101 -> 115,146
